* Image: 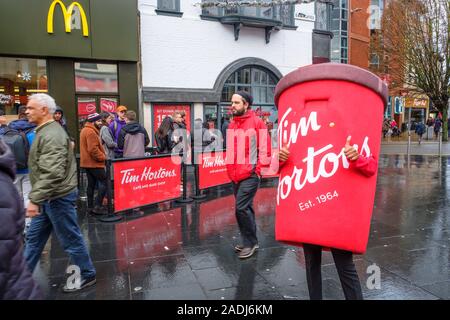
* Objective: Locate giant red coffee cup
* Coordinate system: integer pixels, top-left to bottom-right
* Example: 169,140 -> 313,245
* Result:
274,63 -> 388,254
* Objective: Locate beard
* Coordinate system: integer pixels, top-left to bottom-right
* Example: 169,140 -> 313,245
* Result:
232,108 -> 246,117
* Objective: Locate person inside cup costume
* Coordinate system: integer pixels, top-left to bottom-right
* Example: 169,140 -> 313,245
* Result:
278,138 -> 377,300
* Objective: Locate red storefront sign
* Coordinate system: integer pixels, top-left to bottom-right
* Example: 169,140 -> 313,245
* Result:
100,98 -> 118,113
113,156 -> 182,212
77,98 -> 96,116
153,104 -> 191,136
197,151 -> 231,190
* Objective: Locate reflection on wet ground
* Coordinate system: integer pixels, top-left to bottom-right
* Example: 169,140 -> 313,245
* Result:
34,155 -> 449,300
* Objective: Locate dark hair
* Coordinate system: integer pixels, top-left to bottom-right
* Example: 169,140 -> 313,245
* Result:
156,116 -> 173,139
126,110 -> 136,121
100,112 -> 112,125
0,109 -> 5,116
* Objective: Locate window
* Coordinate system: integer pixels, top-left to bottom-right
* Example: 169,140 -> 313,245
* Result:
158,0 -> 180,12
315,1 -> 332,31
220,66 -> 279,147
75,63 -> 118,93
330,0 -> 348,63
201,0 -> 294,26
0,57 -> 47,116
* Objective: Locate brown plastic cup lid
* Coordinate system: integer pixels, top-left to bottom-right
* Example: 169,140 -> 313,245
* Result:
274,63 -> 389,108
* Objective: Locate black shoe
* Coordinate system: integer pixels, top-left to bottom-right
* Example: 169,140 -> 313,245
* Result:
62,276 -> 96,293
237,245 -> 258,259
235,244 -> 259,252
90,207 -> 108,215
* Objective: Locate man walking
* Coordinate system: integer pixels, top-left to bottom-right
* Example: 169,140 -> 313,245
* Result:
24,93 -> 96,292
118,110 -> 150,158
80,112 -> 107,215
226,91 -> 271,259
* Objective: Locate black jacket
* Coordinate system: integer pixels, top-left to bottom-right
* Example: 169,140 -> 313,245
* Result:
117,122 -> 150,151
154,129 -> 176,154
0,138 -> 42,299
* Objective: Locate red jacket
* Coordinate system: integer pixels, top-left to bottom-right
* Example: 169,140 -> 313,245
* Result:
226,110 -> 272,183
351,154 -> 378,177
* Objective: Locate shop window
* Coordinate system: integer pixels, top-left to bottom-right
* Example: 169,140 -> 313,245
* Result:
0,57 -> 47,117
157,0 -> 181,13
220,66 -> 279,148
204,105 -> 218,130
75,62 -> 118,93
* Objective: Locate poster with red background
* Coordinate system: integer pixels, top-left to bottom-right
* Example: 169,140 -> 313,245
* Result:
113,156 -> 182,212
77,98 -> 96,116
153,105 -> 191,141
100,98 -> 118,113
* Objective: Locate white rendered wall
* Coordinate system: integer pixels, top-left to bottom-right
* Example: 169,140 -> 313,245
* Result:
139,0 -> 315,89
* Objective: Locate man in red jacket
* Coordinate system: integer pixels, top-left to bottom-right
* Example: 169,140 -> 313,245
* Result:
226,91 -> 272,259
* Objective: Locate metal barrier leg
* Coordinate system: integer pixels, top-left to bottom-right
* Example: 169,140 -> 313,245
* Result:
192,163 -> 207,201
98,159 -> 122,223
175,162 -> 193,204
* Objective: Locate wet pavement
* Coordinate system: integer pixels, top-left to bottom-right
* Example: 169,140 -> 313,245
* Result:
33,154 -> 449,300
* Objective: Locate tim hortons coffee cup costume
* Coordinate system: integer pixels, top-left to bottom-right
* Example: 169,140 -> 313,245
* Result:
274,63 -> 388,254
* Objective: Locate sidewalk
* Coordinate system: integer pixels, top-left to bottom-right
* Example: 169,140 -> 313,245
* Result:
31,154 -> 449,300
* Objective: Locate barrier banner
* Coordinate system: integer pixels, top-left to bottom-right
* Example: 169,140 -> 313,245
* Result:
197,151 -> 231,190
113,155 -> 182,212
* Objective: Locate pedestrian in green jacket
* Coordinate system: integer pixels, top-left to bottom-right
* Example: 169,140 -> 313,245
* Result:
24,93 -> 96,293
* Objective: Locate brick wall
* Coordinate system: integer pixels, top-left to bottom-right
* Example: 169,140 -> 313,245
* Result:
349,0 -> 370,69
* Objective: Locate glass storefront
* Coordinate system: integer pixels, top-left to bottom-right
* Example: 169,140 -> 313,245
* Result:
75,62 -> 119,129
0,57 -> 47,117
220,66 -> 279,147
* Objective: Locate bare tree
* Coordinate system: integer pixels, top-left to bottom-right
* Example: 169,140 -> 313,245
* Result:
375,0 -> 449,139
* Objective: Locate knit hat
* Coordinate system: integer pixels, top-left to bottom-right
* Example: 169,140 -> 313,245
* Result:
87,112 -> 101,122
235,90 -> 253,107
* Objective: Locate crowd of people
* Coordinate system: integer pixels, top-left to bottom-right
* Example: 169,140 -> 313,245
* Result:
382,116 -> 444,142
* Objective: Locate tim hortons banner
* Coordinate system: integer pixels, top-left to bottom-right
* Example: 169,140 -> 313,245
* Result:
197,151 -> 231,190
273,63 -> 388,254
113,156 -> 182,212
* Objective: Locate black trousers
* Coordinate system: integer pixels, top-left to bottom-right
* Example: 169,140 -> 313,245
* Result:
85,168 -> 107,208
232,174 -> 260,248
303,243 -> 363,300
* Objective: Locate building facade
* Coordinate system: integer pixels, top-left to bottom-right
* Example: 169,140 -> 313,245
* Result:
139,0 -> 326,147
0,0 -> 140,144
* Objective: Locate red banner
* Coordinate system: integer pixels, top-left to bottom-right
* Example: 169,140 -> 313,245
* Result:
100,98 -> 118,113
197,151 -> 231,190
77,99 -> 96,116
113,156 -> 182,212
153,104 -> 191,136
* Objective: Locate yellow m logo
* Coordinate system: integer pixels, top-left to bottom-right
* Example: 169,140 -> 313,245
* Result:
47,0 -> 89,37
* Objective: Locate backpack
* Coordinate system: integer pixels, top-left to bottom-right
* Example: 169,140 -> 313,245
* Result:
1,128 -> 31,170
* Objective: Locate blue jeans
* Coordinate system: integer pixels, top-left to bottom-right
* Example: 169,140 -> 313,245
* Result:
24,190 -> 96,279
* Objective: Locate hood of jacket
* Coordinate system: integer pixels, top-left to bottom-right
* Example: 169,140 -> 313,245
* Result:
231,109 -> 255,126
123,122 -> 142,135
83,121 -> 100,134
0,138 -> 16,180
8,119 -> 37,132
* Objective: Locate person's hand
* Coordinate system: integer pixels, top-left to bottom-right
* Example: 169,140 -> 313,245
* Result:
26,202 -> 40,218
278,146 -> 290,162
344,136 -> 359,161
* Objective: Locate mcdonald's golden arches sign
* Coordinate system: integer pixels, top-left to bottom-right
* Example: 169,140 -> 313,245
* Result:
47,0 -> 89,37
